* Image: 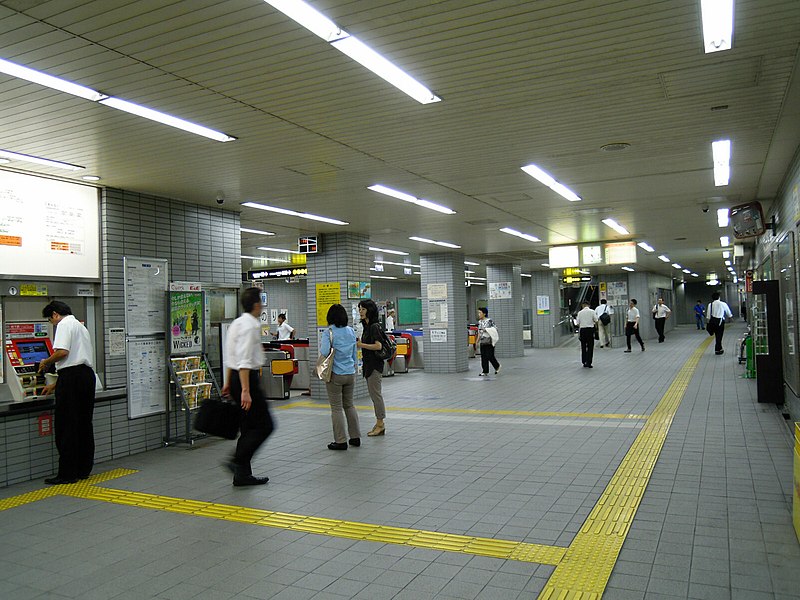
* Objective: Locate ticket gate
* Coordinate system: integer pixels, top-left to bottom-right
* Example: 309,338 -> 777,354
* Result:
261,349 -> 297,400
393,336 -> 410,373
468,326 -> 478,359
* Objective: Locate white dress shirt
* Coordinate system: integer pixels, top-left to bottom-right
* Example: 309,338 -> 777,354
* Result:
595,304 -> 613,318
385,315 -> 395,331
276,321 -> 294,340
627,307 -> 641,322
652,303 -> 671,318
52,315 -> 94,370
707,300 -> 733,321
225,313 -> 263,371
575,307 -> 599,328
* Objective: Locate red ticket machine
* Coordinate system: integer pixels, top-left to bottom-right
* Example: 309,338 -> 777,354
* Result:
4,337 -> 55,402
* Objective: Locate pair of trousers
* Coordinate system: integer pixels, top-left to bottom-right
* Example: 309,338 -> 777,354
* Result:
696,314 -> 705,329
654,317 -> 666,342
625,322 -> 644,350
366,370 -> 386,420
54,365 -> 96,480
579,327 -> 595,365
597,322 -> 612,347
231,370 -> 274,474
714,321 -> 726,352
326,373 -> 360,443
480,343 -> 500,374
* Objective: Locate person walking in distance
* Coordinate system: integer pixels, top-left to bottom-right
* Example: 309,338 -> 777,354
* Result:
357,299 -> 386,437
477,307 -> 501,376
652,298 -> 672,343
221,287 -> 274,486
576,301 -> 599,367
707,292 -> 733,355
385,309 -> 395,332
38,301 -> 96,484
595,299 -> 614,348
624,299 -> 645,353
694,300 -> 706,330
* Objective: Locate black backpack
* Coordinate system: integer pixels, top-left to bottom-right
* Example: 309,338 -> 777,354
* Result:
373,324 -> 396,360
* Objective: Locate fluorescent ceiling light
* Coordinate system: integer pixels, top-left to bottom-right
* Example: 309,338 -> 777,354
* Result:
375,260 -> 420,268
657,255 -> 670,263
464,270 -> 475,274
712,139 -> 731,186
692,273 -> 699,277
637,242 -> 655,252
258,246 -> 300,254
241,227 -> 275,236
521,273 -> 532,278
724,260 -> 731,266
671,263 -> 682,269
0,158 -> 9,164
722,251 -> 730,258
243,201 -> 349,225
500,227 -> 541,243
370,246 -> 408,256
601,218 -> 630,235
717,208 -> 729,227
0,149 -> 83,171
520,164 -> 581,202
370,275 -> 397,280
0,57 -> 107,101
241,255 -> 282,261
464,261 -> 480,266
413,271 -> 421,275
541,263 -> 550,267
720,235 -> 729,247
368,184 -> 454,214
621,266 -> 635,272
707,279 -> 719,286
467,276 -> 487,281
682,269 -> 691,274
408,236 -> 461,249
81,175 -> 101,181
264,1 -> 439,104
701,0 -> 734,53
98,97 -> 235,142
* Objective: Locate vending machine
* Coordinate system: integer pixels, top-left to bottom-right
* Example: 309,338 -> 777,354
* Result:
4,321 -> 54,402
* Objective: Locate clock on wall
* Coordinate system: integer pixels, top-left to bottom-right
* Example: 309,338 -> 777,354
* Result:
582,245 -> 603,265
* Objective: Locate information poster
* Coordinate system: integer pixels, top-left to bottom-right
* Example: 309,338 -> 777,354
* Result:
108,328 -> 125,357
169,291 -> 204,355
489,281 -> 513,299
347,281 -> 372,299
430,329 -> 447,343
429,299 -> 449,328
536,295 -> 551,315
606,281 -> 628,305
316,282 -> 341,326
427,283 -> 448,300
127,337 -> 167,418
124,258 -> 168,335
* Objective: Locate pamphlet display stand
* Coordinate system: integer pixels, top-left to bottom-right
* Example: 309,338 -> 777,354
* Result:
164,352 -> 223,445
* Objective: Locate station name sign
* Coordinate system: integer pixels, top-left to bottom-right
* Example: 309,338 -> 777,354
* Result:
248,267 -> 308,280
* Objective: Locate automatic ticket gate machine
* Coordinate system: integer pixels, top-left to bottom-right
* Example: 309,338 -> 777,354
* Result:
4,335 -> 54,402
393,335 -> 410,373
260,346 -> 298,400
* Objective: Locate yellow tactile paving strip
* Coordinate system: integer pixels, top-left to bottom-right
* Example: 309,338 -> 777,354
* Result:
0,468 -> 137,511
537,336 -> 713,599
279,400 -> 648,421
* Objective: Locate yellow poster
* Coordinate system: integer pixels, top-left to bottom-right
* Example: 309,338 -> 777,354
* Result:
316,282 -> 341,326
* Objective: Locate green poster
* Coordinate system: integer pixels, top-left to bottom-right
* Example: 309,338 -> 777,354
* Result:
170,291 -> 204,355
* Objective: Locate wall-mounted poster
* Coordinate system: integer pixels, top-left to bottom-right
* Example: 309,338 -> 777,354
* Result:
169,291 -> 204,355
489,281 -> 513,300
347,281 -> 372,299
536,295 -> 550,315
316,282 -> 341,326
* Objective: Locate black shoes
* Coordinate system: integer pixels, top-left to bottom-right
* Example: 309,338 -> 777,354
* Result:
349,438 -> 361,447
715,349 -> 724,355
44,477 -> 77,485
328,442 -> 348,450
233,475 -> 269,487
624,349 -> 632,353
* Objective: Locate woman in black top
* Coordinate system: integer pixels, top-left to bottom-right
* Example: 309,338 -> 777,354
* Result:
356,299 -> 386,436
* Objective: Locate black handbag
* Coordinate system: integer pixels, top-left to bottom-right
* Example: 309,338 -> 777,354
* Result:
707,317 -> 720,336
194,397 -> 241,439
599,312 -> 611,326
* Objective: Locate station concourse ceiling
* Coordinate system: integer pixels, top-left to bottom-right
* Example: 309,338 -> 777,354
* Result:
1,0 -> 799,282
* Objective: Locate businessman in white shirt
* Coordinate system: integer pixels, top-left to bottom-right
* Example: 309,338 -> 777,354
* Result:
575,301 -> 599,367
707,292 -> 734,355
652,298 -> 672,343
595,299 -> 614,348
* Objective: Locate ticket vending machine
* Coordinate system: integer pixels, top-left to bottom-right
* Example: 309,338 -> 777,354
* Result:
4,336 -> 54,402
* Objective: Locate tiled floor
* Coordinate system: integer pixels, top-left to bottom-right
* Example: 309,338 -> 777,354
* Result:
1,324 -> 798,599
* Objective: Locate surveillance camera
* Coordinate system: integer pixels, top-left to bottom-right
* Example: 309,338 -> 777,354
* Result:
701,204 -> 709,213
705,248 -> 709,252
216,196 -> 225,205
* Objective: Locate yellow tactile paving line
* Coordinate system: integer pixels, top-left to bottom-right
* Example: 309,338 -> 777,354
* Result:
0,468 -> 137,511
537,336 -> 713,599
278,400 -> 648,420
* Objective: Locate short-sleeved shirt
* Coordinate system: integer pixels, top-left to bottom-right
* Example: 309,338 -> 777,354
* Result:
52,315 -> 94,370
694,304 -> 705,316
319,326 -> 358,375
225,313 -> 263,371
653,304 -> 671,318
595,304 -> 613,318
708,300 -> 733,321
361,322 -> 384,378
276,322 -> 294,340
575,307 -> 598,328
627,307 -> 641,323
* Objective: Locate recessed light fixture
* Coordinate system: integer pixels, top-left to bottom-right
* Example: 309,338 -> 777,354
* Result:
724,260 -> 731,266
671,263 -> 682,269
722,251 -> 730,258
682,269 -> 691,274
499,227 -> 541,242
637,242 -> 655,252
521,273 -> 532,278
621,266 -> 635,272
691,273 -> 699,277
241,227 -> 275,236
0,148 -> 83,171
263,0 -> 440,104
541,263 -> 550,267
408,236 -> 461,249
720,235 -> 729,247
81,175 -> 101,181
370,275 -> 398,280
601,218 -> 630,235
701,0 -> 734,53
367,184 -> 455,214
657,255 -> 670,263
413,271 -> 421,275
243,201 -> 349,225
712,140 -> 731,186
717,208 -> 729,227
370,246 -> 409,256
464,270 -> 475,274
258,246 -> 300,254
520,164 -> 582,202
464,261 -> 480,266
375,260 -> 421,268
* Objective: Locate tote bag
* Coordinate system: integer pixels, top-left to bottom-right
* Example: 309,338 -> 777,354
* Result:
315,328 -> 335,382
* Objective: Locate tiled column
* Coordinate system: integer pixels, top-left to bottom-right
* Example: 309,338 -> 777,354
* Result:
487,264 -> 524,358
531,271 -> 560,348
306,232 -> 371,400
420,253 -> 469,373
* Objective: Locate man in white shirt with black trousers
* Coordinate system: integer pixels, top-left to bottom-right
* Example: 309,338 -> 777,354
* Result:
221,287 -> 274,486
707,291 -> 734,355
575,301 -> 599,368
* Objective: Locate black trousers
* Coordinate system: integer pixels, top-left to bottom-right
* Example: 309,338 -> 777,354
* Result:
714,321 -> 726,352
230,370 -> 274,474
626,322 -> 644,350
54,365 -> 95,480
654,317 -> 666,342
480,344 -> 500,374
579,327 -> 595,366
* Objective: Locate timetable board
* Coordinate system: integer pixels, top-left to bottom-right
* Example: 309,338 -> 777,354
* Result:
126,336 -> 167,418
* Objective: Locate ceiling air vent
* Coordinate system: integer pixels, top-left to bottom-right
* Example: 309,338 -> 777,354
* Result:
600,142 -> 631,152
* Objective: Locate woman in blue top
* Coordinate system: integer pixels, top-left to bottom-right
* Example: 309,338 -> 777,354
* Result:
319,304 -> 360,450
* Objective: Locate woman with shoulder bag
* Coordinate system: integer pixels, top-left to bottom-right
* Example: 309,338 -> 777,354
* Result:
357,299 -> 386,436
477,307 -> 501,376
319,304 -> 360,450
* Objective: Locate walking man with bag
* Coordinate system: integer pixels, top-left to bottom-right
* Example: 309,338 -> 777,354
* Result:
221,287 -> 274,486
595,299 -> 613,348
652,298 -> 672,343
706,292 -> 733,355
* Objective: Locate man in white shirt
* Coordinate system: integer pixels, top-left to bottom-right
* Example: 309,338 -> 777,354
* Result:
575,301 -> 599,367
221,288 -> 274,486
707,292 -> 734,355
38,301 -> 96,485
624,299 -> 645,352
652,298 -> 672,343
385,309 -> 395,332
273,314 -> 295,341
595,299 -> 614,348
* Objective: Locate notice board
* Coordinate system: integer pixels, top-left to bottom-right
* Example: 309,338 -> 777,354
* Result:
127,337 -> 167,418
398,298 -> 422,325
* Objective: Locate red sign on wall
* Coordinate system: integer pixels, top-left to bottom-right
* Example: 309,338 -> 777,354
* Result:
38,413 -> 53,437
745,270 -> 753,293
